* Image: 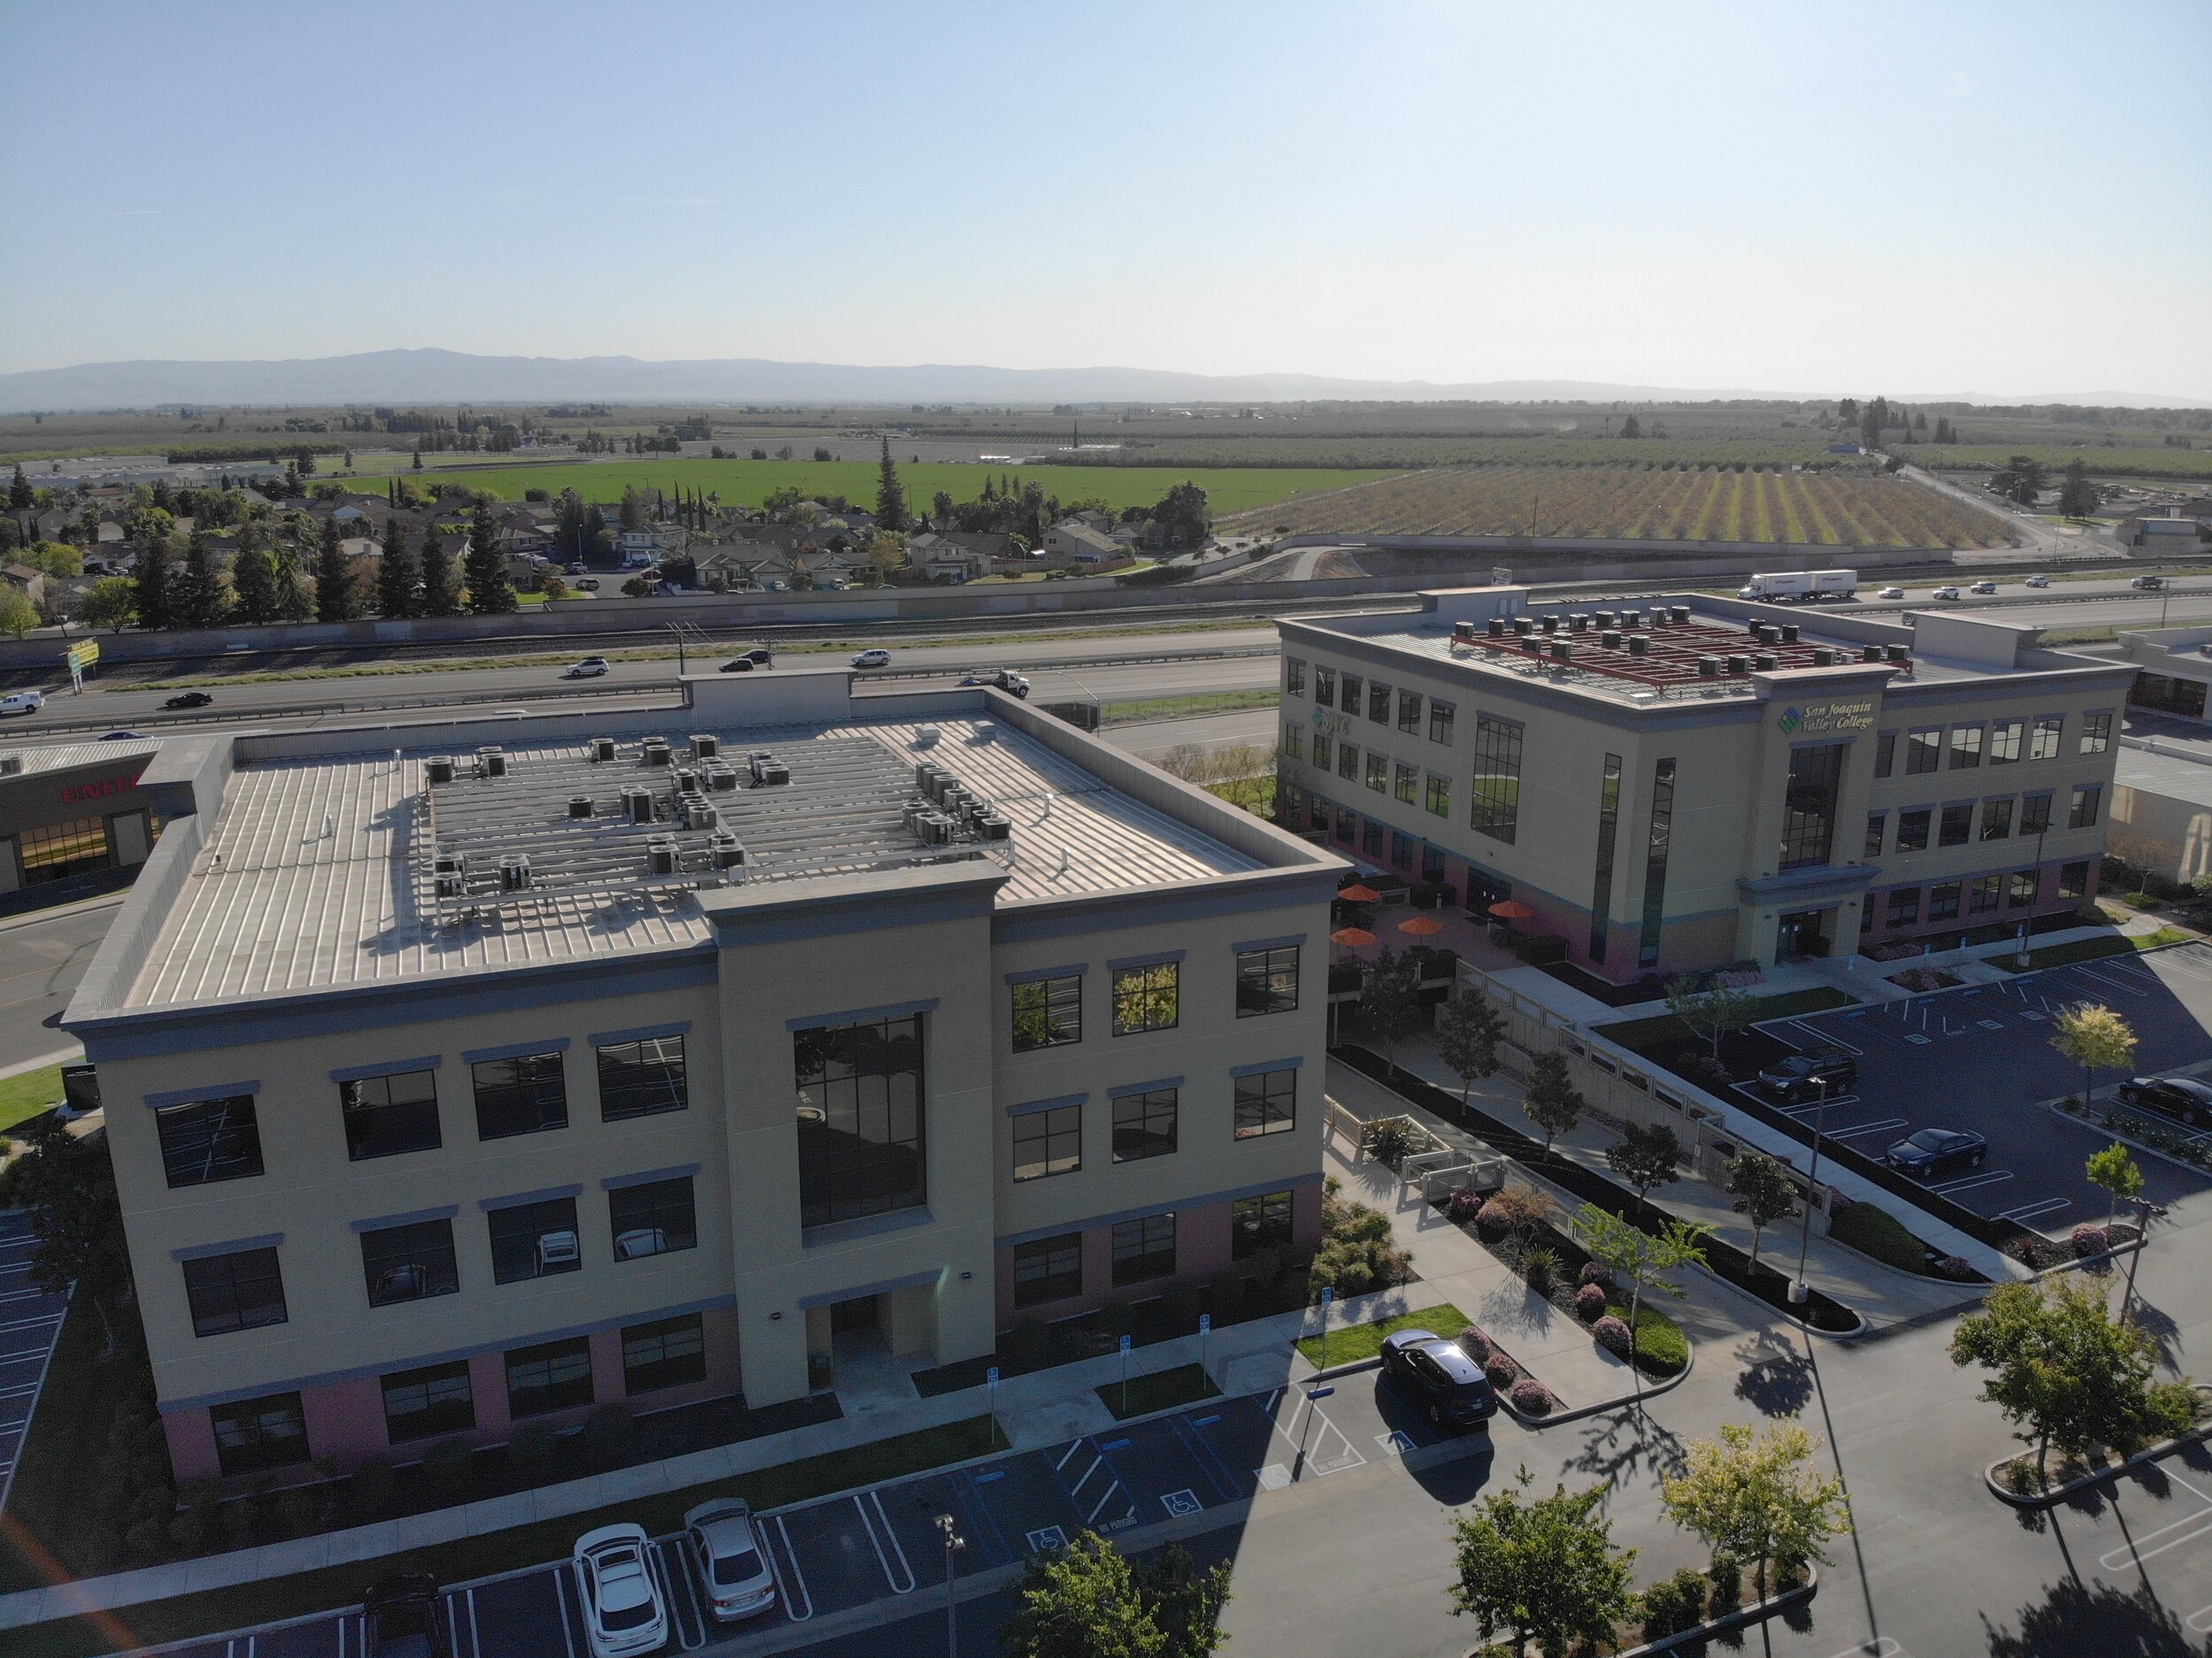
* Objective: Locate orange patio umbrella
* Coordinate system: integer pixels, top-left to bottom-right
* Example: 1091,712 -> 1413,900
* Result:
1330,926 -> 1378,948
1339,884 -> 1381,903
1397,914 -> 1447,937
1488,899 -> 1536,921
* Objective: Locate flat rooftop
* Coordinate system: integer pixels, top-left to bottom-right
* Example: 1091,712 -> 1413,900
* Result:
0,736 -> 160,777
122,706 -> 1267,1011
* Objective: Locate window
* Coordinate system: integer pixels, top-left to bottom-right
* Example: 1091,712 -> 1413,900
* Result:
1428,699 -> 1455,745
1340,673 -> 1362,714
2059,861 -> 2090,900
1639,759 -> 1677,968
1887,888 -> 1920,925
1361,817 -> 1383,856
1905,727 -> 1942,774
1469,715 -> 1525,844
505,1337 -> 594,1418
1873,731 -> 1897,779
1311,734 -> 1332,773
1112,1088 -> 1178,1162
472,1051 -> 567,1140
794,1013 -> 926,1230
1394,761 -> 1417,804
1422,846 -> 1445,884
156,1094 -> 263,1188
381,1362 -> 474,1443
1425,773 -> 1450,817
1312,665 -> 1334,706
1949,725 -> 1983,769
1368,680 -> 1391,723
1233,1068 -> 1296,1140
1285,657 -> 1306,696
1863,813 -> 1886,858
1281,724 -> 1302,762
1337,742 -> 1359,781
1990,719 -> 2023,764
1927,882 -> 1962,922
2070,784 -> 2101,828
2134,673 -> 2210,719
360,1218 -> 459,1308
1012,1104 -> 1082,1181
1012,1233 -> 1082,1308
183,1246 -> 287,1337
2020,791 -> 2054,835
488,1196 -> 582,1285
609,1176 -> 696,1258
1779,742 -> 1847,869
1364,751 -> 1387,794
623,1313 -> 706,1395
1389,830 -> 1414,870
17,817 -> 114,883
2009,870 -> 2039,908
1111,1214 -> 1178,1286
1589,755 -> 1624,963
597,1036 -> 687,1122
1236,946 -> 1299,1017
2080,711 -> 2113,755
1012,974 -> 1082,1052
211,1393 -> 308,1477
1970,874 -> 2001,915
1112,962 -> 1179,1036
1397,690 -> 1421,734
1939,802 -> 1973,848
1896,808 -> 1931,852
341,1071 -> 441,1161
1980,797 -> 2014,841
1231,1191 -> 1294,1259
1333,808 -> 1355,846
2031,715 -> 2064,761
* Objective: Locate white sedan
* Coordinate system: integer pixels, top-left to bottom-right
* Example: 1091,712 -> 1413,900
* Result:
572,1524 -> 668,1658
685,1499 -> 778,1621
850,648 -> 891,669
1877,587 -> 1905,600
1932,586 -> 1962,601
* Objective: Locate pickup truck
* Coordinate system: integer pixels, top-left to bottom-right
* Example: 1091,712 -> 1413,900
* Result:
961,668 -> 1033,698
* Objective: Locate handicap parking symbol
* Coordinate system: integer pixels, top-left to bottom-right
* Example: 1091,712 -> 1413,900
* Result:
1160,1489 -> 1203,1518
1376,1430 -> 1418,1456
1025,1525 -> 1070,1554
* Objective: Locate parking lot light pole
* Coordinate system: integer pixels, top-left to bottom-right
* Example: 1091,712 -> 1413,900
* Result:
1790,1078 -> 1832,1306
933,1513 -> 964,1654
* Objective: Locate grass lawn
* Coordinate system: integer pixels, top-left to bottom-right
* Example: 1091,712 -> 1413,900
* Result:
1095,1363 -> 1222,1422
0,1064 -> 66,1137
1101,690 -> 1278,725
6,1413 -> 1002,1658
2002,929 -> 2193,972
1594,986 -> 1857,1051
1295,1301 -> 1468,1369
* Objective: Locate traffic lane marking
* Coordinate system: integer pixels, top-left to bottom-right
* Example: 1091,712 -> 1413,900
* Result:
958,1446 -> 1087,1554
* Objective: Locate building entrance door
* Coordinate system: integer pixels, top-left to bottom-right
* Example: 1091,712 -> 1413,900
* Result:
1777,908 -> 1832,961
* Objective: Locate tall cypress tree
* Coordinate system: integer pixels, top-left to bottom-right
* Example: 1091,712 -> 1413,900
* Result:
8,464 -> 30,509
377,514 -> 421,618
313,517 -> 357,622
875,438 -> 910,531
172,531 -> 227,628
228,526 -> 279,625
419,520 -> 460,618
133,526 -> 174,630
463,502 -> 515,615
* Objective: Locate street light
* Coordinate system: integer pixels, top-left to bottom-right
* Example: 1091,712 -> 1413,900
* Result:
933,1512 -> 965,1654
1790,1077 -> 1832,1307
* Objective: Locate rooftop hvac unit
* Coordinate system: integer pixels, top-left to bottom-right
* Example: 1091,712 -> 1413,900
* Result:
641,739 -> 672,767
1698,656 -> 1722,678
0,756 -> 17,777
1453,619 -> 1479,643
1628,635 -> 1651,656
924,816 -> 954,845
1813,647 -> 1837,666
1727,654 -> 1752,674
1550,641 -> 1572,661
974,721 -> 998,743
1755,652 -> 1778,670
686,800 -> 718,830
1755,625 -> 1780,646
1863,644 -> 1886,663
704,764 -> 738,792
979,815 -> 1012,841
1594,610 -> 1615,630
914,724 -> 941,747
1511,616 -> 1534,636
1671,605 -> 1691,624
710,833 -> 745,868
1540,614 -> 1559,634
1747,617 -> 1764,633
1569,613 -> 1590,631
500,855 -> 532,892
590,737 -> 617,763
568,795 -> 594,818
435,871 -> 465,898
425,756 -> 456,784
749,752 -> 789,787
623,787 -> 655,824
1486,617 -> 1506,639
480,750 -> 508,779
688,733 -> 718,758
1600,630 -> 1623,649
647,840 -> 678,876
1623,610 -> 1643,629
1886,645 -> 1911,665
1779,623 -> 1801,644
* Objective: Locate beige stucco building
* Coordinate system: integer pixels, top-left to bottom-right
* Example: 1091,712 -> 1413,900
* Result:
65,671 -> 1335,1485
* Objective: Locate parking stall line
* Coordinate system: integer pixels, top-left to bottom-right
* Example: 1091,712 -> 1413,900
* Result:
648,1538 -> 705,1650
1931,1170 -> 2013,1197
954,1469 -> 1016,1562
1999,1198 -> 2071,1224
1269,1388 -> 1366,1478
856,1491 -> 918,1593
1825,1118 -> 1909,1141
1169,1411 -> 1245,1503
764,1514 -> 815,1621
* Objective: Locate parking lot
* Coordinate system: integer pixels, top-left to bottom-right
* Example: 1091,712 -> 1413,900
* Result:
1747,943 -> 2212,1232
0,1209 -> 71,1512
131,1372 -> 1473,1657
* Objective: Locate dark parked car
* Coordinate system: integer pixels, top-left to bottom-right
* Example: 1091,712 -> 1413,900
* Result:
718,658 -> 756,672
1886,1127 -> 1988,1180
365,1571 -> 449,1658
2116,1075 -> 2212,1129
1379,1328 -> 1496,1430
1756,1050 -> 1858,1103
163,690 -> 214,710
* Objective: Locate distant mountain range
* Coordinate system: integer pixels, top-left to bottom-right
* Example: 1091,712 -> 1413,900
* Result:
0,348 -> 2201,411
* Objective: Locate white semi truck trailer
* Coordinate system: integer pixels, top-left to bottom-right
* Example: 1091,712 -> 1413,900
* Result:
1737,569 -> 1857,602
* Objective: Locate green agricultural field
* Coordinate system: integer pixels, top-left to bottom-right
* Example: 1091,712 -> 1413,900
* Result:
1921,444 -> 2212,481
327,457 -> 1398,518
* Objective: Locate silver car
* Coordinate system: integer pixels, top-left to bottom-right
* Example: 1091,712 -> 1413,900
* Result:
685,1499 -> 777,1621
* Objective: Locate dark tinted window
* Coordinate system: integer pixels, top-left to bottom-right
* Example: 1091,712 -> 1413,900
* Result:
381,1360 -> 474,1442
1235,947 -> 1299,1017
472,1052 -> 567,1140
341,1071 -> 441,1161
1232,1191 -> 1294,1259
609,1177 -> 697,1259
1011,975 -> 1081,1051
211,1391 -> 308,1476
795,1014 -> 926,1229
360,1218 -> 459,1307
623,1313 -> 706,1394
1012,1105 -> 1082,1181
505,1337 -> 593,1417
157,1095 -> 263,1188
1233,1069 -> 1296,1140
488,1196 -> 581,1284
597,1036 -> 687,1122
1013,1233 -> 1082,1308
1111,1213 -> 1177,1286
184,1247 -> 288,1336
1111,1087 -> 1178,1162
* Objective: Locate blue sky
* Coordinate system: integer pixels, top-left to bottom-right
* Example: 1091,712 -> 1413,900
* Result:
3,0 -> 2207,398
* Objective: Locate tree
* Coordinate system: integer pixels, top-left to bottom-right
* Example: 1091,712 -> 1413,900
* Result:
1606,1121 -> 1683,1211
1436,991 -> 1508,1103
20,540 -> 82,578
1724,1150 -> 1799,1270
1129,1544 -> 1232,1657
1859,405 -> 1882,450
270,538 -> 314,622
1991,454 -> 2048,506
2086,1141 -> 2145,1232
464,503 -> 515,615
1665,976 -> 1754,1060
1148,481 -> 1211,549
1448,1467 -> 1636,1656
2049,1002 -> 2136,1107
312,517 -> 357,623
864,527 -> 908,583
171,531 -> 227,628
1522,1049 -> 1586,1161
1950,1274 -> 2194,1476
874,438 -> 910,532
12,1118 -> 132,1356
377,519 -> 421,618
8,462 -> 30,508
930,487 -> 955,527
998,1529 -> 1229,1658
417,522 -> 461,618
132,525 -> 174,630
81,575 -> 137,633
1619,414 -> 1641,439
1359,946 -> 1425,1063
1575,1205 -> 1709,1409
1661,1422 -> 1851,1599
2057,458 -> 2099,518
227,538 -> 280,625
0,587 -> 35,638
619,485 -> 643,533
1933,416 -> 1956,444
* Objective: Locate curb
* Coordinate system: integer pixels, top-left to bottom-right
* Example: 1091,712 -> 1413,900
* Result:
2040,1094 -> 2212,1179
1532,1331 -> 1694,1428
1983,1390 -> 2212,1509
1609,1566 -> 1818,1657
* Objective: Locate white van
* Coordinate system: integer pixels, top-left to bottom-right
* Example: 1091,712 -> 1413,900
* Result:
0,689 -> 43,717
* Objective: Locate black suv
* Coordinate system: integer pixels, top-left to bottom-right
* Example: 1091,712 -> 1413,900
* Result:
365,1572 -> 449,1658
2117,1076 -> 2212,1129
1756,1050 -> 1858,1104
1379,1329 -> 1498,1430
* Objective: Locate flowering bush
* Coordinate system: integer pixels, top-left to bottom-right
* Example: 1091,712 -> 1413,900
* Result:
1508,1378 -> 1556,1415
1575,1284 -> 1609,1323
1474,1201 -> 1512,1235
2072,1224 -> 2110,1258
1456,1325 -> 1492,1362
1483,1354 -> 1521,1390
1592,1315 -> 1633,1358
1447,1187 -> 1485,1224
1578,1262 -> 1616,1290
1932,1255 -> 1977,1281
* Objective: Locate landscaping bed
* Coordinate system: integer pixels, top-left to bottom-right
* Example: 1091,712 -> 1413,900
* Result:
1986,1392 -> 2212,1507
1299,1301 -> 1467,1370
1463,1560 -> 1816,1658
1095,1363 -> 1221,1422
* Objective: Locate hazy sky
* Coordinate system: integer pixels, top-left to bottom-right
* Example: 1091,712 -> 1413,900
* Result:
3,0 -> 2207,398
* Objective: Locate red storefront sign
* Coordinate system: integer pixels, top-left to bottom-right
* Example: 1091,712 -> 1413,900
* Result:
58,771 -> 144,806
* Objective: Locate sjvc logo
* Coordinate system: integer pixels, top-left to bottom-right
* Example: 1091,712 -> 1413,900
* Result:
1778,706 -> 1803,734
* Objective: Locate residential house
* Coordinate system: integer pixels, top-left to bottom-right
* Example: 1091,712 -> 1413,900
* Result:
1,564 -> 47,608
1043,519 -> 1122,567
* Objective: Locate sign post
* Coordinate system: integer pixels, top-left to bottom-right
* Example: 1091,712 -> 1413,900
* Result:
987,1366 -> 1000,1448
1198,1312 -> 1210,1381
1118,1333 -> 1132,1419
64,640 -> 97,693
1317,1286 -> 1333,1372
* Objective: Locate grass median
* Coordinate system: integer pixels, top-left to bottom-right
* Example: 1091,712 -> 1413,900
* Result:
2001,928 -> 2193,972
1295,1302 -> 1469,1370
1095,1363 -> 1223,1421
0,1064 -> 65,1137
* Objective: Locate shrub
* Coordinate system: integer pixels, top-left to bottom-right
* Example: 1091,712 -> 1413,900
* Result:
1825,1200 -> 1931,1273
1363,1117 -> 1419,1167
1483,1355 -> 1521,1390
166,1509 -> 206,1554
1630,1312 -> 1690,1376
1456,1325 -> 1492,1362
508,1423 -> 557,1476
1474,1201 -> 1512,1236
1640,1567 -> 1711,1639
1576,1284 -> 1609,1323
1447,1186 -> 1485,1224
582,1404 -> 636,1465
2073,1224 -> 2112,1258
350,1459 -> 397,1519
1592,1315 -> 1634,1358
1508,1378 -> 1555,1415
1578,1262 -> 1616,1290
1162,1278 -> 1203,1330
274,1485 -> 318,1538
419,1437 -> 473,1503
1522,1247 -> 1562,1295
1002,1318 -> 1048,1368
1478,1184 -> 1553,1244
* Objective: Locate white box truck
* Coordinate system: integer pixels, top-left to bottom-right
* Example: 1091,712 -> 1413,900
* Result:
1737,570 -> 1857,602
